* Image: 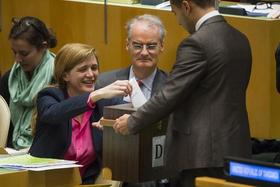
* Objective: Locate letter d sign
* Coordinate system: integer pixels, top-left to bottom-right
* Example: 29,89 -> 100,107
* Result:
152,135 -> 166,167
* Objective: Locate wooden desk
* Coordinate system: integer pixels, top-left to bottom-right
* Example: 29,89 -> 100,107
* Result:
1,0 -> 280,138
196,177 -> 256,187
0,168 -> 81,187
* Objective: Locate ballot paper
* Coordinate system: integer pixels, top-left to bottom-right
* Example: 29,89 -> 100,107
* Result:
123,77 -> 147,108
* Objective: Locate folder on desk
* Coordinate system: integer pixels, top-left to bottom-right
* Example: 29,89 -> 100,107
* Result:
219,6 -> 270,17
219,6 -> 247,16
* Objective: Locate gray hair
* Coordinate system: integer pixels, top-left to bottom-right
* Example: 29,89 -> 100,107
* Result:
125,14 -> 166,43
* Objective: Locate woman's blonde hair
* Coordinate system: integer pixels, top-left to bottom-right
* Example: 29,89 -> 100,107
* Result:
54,43 -> 99,90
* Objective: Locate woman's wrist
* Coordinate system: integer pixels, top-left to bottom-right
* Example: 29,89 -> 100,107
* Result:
89,89 -> 103,103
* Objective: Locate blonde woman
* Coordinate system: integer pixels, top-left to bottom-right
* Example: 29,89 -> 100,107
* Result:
29,43 -> 131,184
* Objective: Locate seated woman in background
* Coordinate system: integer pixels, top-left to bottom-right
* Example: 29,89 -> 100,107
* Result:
0,16 -> 57,149
29,43 -> 132,184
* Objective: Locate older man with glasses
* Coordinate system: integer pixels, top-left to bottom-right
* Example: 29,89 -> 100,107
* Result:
94,14 -> 169,187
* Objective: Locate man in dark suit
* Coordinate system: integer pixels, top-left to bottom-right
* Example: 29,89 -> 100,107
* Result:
114,0 -> 252,186
95,14 -> 168,187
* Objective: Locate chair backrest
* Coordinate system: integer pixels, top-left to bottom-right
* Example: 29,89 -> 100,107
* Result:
0,95 -> 10,147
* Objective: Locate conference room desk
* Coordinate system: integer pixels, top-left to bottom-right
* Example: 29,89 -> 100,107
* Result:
195,177 -> 256,187
0,167 -> 81,187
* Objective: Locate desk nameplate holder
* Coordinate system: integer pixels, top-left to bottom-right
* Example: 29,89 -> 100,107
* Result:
225,156 -> 280,187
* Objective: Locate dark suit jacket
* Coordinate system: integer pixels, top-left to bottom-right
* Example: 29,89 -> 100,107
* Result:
275,43 -> 280,93
95,66 -> 168,116
127,16 -> 252,172
29,87 -> 102,183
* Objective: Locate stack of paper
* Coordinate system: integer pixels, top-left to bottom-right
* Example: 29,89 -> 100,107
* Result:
156,1 -> 171,10
0,154 -> 81,171
108,0 -> 139,4
230,3 -> 280,17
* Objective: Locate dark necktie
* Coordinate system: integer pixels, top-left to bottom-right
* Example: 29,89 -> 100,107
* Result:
137,80 -> 144,88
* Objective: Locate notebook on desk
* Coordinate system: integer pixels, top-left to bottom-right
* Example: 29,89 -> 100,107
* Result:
219,6 -> 247,16
219,6 -> 269,17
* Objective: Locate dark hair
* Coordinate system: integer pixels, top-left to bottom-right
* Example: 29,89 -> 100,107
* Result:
170,0 -> 215,8
9,16 -> 57,49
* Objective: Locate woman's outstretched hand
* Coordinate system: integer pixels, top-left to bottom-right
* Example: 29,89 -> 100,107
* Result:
90,80 -> 132,103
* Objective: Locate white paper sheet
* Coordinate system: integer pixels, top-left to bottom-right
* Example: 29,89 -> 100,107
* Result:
234,3 -> 280,14
126,77 -> 147,108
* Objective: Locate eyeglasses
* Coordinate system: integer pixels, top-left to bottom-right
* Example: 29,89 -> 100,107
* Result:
131,41 -> 160,53
253,2 -> 272,11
